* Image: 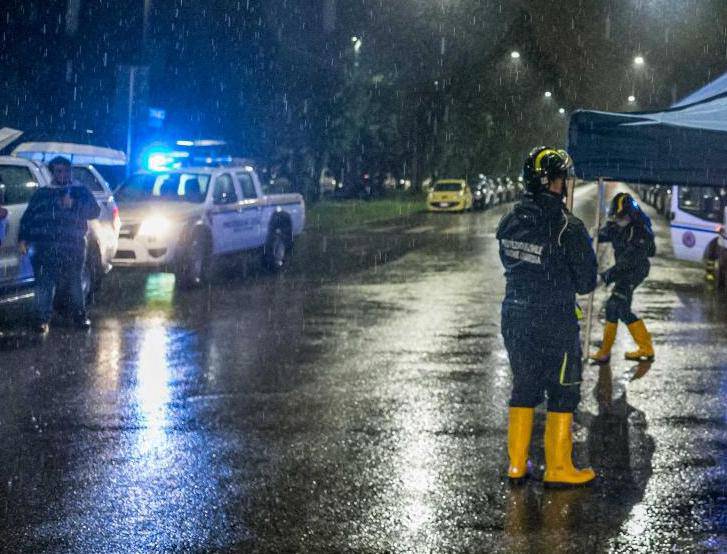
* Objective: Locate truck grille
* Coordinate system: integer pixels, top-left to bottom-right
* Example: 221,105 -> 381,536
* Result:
119,224 -> 139,239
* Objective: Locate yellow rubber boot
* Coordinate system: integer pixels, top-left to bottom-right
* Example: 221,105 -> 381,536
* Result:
590,321 -> 618,364
507,407 -> 534,483
625,320 -> 655,361
543,412 -> 596,487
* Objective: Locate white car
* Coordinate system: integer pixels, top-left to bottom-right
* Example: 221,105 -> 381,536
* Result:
0,146 -> 122,303
112,165 -> 305,287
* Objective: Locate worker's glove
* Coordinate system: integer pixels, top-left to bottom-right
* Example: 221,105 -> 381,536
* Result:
575,303 -> 584,321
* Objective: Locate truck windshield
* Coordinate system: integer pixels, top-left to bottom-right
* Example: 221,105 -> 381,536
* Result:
115,173 -> 210,203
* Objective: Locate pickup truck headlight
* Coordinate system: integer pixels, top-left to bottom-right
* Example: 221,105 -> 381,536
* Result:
138,215 -> 173,240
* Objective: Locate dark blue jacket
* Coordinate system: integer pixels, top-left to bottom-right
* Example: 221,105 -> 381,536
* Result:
497,192 -> 597,313
19,184 -> 100,246
598,218 -> 655,286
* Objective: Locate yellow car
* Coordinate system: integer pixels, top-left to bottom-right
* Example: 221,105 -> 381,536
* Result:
427,179 -> 473,212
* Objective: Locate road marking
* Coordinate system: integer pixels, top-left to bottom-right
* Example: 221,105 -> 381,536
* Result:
441,226 -> 464,235
370,226 -> 402,233
404,225 -> 436,234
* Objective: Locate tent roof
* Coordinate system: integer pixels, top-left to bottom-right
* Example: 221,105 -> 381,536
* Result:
12,142 -> 127,166
568,92 -> 727,187
0,128 -> 23,151
673,71 -> 727,108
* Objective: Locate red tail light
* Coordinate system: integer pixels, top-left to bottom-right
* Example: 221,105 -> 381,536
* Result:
112,205 -> 121,230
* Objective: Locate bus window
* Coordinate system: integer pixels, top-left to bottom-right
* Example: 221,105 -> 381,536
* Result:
678,186 -> 726,222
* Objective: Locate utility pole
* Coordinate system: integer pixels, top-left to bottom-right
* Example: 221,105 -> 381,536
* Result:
125,66 -> 136,175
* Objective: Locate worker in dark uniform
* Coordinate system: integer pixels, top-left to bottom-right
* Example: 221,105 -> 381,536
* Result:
590,192 -> 656,363
18,156 -> 100,333
497,146 -> 598,487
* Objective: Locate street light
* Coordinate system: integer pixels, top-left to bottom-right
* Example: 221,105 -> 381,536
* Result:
510,51 -> 520,60
544,91 -> 552,98
628,95 -> 636,103
352,36 -> 362,55
558,107 -> 566,115
634,55 -> 645,66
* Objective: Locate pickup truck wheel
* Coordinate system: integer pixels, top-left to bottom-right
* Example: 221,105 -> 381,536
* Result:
176,232 -> 212,289
263,226 -> 290,272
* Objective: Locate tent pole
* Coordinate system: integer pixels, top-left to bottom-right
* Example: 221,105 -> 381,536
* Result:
582,177 -> 605,363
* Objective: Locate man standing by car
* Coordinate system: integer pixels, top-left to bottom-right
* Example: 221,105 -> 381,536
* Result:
18,156 -> 100,333
497,146 -> 598,487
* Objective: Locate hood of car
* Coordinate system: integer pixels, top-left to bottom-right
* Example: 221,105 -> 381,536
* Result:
116,201 -> 203,225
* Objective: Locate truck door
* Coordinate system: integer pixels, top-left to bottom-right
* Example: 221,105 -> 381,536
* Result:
235,171 -> 264,249
0,163 -> 39,288
210,173 -> 242,254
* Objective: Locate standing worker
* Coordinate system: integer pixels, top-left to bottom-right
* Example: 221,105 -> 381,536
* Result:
590,192 -> 656,363
497,146 -> 598,487
18,156 -> 100,333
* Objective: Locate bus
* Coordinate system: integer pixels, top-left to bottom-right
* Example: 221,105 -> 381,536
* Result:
668,185 -> 727,285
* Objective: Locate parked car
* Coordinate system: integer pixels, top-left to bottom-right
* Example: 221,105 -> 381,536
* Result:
494,178 -> 507,203
427,179 -> 473,212
504,177 -> 517,202
112,164 -> 305,287
0,142 -> 122,303
471,175 -> 496,210
319,167 -> 339,196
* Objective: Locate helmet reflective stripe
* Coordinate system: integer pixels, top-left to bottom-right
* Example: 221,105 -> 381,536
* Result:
556,149 -> 574,171
534,148 -> 559,171
617,194 -> 625,214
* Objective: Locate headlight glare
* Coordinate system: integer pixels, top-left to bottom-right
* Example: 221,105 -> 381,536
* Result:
138,216 -> 172,239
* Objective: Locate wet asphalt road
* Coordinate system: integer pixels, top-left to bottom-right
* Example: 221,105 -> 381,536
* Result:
0,184 -> 726,553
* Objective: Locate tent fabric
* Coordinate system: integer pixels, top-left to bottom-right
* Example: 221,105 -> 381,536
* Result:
568,93 -> 727,187
673,71 -> 727,108
12,142 -> 127,166
0,128 -> 23,152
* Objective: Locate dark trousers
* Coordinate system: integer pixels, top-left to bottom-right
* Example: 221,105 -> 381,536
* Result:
605,280 -> 641,325
502,303 -> 582,413
30,242 -> 86,324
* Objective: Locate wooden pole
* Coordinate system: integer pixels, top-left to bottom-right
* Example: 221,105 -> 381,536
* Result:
582,177 -> 605,362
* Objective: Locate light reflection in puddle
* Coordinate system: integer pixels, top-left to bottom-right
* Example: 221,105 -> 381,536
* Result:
134,319 -> 172,455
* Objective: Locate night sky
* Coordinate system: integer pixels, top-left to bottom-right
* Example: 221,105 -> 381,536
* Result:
3,1 -> 727,179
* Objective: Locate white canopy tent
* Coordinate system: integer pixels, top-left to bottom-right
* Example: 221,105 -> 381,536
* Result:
12,142 -> 127,166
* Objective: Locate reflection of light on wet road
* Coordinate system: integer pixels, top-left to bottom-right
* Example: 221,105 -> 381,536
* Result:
143,273 -> 176,310
134,319 -> 171,453
623,503 -> 650,538
395,405 -> 438,535
91,318 -> 122,394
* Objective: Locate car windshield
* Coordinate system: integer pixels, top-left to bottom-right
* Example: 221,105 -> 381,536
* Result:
434,183 -> 463,192
115,173 -> 210,203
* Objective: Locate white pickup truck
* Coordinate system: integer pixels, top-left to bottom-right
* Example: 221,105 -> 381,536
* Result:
112,165 -> 305,287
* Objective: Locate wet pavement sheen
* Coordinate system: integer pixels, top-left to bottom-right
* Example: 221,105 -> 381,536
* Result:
0,184 -> 725,552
